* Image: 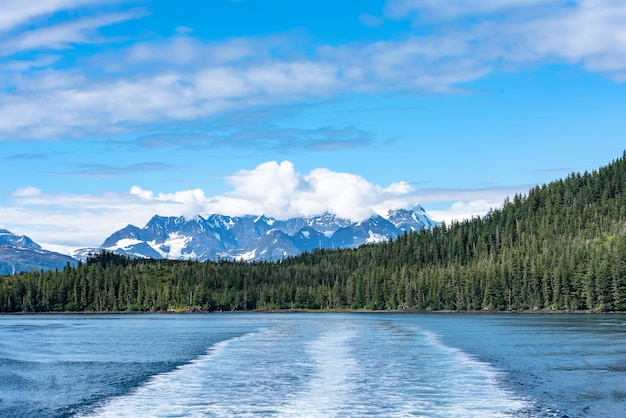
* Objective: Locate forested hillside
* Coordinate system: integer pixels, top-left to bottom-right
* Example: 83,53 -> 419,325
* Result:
3,154 -> 626,312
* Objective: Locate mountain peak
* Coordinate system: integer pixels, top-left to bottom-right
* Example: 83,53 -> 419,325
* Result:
95,206 -> 437,262
0,229 -> 41,250
0,229 -> 77,274
386,204 -> 438,231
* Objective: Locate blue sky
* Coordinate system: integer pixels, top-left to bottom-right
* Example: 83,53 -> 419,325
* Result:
1,0 -> 625,251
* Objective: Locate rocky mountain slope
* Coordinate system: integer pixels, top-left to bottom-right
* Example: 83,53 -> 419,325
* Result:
96,205 -> 438,262
0,229 -> 77,275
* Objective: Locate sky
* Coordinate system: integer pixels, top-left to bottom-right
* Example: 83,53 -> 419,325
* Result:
1,0 -> 626,252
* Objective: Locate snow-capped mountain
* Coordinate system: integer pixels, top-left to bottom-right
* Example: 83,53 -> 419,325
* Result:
94,205 -> 438,262
0,229 -> 77,275
386,205 -> 438,231
0,229 -> 40,249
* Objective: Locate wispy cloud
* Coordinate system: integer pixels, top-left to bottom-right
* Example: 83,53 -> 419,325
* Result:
1,1 -> 626,142
412,185 -> 532,224
60,162 -> 181,178
124,126 -> 373,152
384,0 -> 626,79
0,10 -> 147,56
0,51 -> 341,140
359,13 -> 384,28
0,0 -> 108,33
413,186 -> 531,204
0,54 -> 61,73
531,167 -> 574,174
0,1 -> 147,56
384,0 -> 560,21
4,153 -> 49,161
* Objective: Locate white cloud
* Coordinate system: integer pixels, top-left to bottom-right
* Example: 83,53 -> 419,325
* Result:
0,29 -> 488,139
322,35 -> 489,93
428,200 -> 502,225
0,54 -> 61,73
2,1 -> 626,141
383,0 -> 626,79
513,2 -> 626,76
130,187 -> 208,219
384,0 -> 560,21
11,186 -> 43,197
0,161 -> 433,248
119,36 -> 271,69
0,11 -> 146,56
1,162 -> 530,250
2,187 -> 205,248
0,0 -> 106,33
411,185 -> 532,224
0,57 -> 341,140
204,161 -> 423,221
0,1 -> 146,58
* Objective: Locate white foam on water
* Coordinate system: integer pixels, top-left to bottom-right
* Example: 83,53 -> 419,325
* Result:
404,330 -> 534,417
277,326 -> 362,417
77,332 -> 265,418
76,319 -> 534,418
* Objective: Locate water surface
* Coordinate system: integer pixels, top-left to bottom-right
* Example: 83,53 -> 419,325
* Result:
0,313 -> 624,417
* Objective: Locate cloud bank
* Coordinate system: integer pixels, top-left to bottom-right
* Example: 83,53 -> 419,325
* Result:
0,161 -> 515,249
1,1 -> 626,141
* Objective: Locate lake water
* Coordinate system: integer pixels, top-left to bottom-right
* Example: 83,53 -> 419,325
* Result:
0,313 -> 625,417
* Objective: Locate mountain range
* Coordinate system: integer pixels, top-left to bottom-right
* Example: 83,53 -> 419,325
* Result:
0,205 -> 438,273
95,205 -> 438,262
0,229 -> 77,275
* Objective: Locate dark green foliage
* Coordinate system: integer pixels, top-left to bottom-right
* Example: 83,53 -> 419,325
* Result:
3,153 -> 626,312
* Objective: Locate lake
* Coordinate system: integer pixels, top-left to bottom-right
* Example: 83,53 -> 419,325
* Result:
0,312 -> 625,417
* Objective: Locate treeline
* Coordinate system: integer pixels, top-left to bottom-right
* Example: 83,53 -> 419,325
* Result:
2,154 -> 626,312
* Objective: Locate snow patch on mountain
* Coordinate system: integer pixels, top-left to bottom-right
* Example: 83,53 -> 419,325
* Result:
109,238 -> 143,251
93,206 -> 438,262
366,231 -> 388,244
0,229 -> 77,274
236,249 -> 257,262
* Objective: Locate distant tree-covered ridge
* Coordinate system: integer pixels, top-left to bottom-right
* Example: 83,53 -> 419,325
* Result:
3,153 -> 626,312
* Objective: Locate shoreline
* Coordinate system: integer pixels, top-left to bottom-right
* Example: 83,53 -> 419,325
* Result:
0,307 -> 618,315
